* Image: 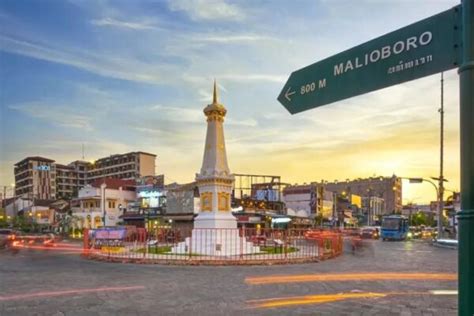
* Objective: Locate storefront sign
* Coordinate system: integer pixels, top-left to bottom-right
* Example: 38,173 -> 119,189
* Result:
95,228 -> 127,240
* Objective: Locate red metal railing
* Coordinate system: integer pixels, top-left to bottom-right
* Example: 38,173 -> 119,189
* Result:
83,227 -> 343,265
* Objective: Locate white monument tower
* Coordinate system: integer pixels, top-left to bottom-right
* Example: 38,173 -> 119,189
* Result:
173,81 -> 258,255
194,80 -> 236,229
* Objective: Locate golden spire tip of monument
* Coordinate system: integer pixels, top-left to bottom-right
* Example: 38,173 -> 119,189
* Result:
213,79 -> 218,104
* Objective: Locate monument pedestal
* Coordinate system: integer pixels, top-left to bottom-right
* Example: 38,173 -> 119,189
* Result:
172,213 -> 259,256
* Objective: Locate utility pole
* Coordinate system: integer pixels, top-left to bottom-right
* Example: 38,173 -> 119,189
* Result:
438,72 -> 445,239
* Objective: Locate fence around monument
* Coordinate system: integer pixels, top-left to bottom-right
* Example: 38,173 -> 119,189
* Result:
83,227 -> 343,265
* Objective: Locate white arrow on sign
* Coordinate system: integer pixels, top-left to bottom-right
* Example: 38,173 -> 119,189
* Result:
284,87 -> 296,101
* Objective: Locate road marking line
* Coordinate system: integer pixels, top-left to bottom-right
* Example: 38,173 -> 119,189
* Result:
0,286 -> 146,301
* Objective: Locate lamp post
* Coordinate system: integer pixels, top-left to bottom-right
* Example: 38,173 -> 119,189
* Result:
431,176 -> 448,239
404,177 -> 446,238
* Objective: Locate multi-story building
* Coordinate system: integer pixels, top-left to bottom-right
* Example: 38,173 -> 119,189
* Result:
14,157 -> 57,199
14,152 -> 156,200
55,164 -> 78,199
68,160 -> 89,188
87,152 -> 156,182
315,175 -> 402,214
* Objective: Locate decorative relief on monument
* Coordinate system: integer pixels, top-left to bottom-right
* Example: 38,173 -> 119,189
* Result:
218,192 -> 230,211
201,192 -> 213,211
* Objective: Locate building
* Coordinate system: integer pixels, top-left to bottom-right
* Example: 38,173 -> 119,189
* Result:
2,197 -> 32,220
14,157 -> 56,199
26,199 -> 57,228
68,160 -> 90,188
72,178 -> 136,229
282,184 -> 327,218
362,196 -> 385,225
315,175 -> 402,214
55,164 -> 79,199
232,174 -> 286,214
13,152 -> 156,200
163,182 -> 199,230
120,175 -> 168,228
87,152 -> 156,182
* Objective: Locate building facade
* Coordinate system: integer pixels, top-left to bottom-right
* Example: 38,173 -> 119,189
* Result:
14,152 -> 156,200
14,157 -> 56,200
315,175 -> 402,214
71,179 -> 136,229
55,164 -> 78,199
87,152 -> 156,182
282,184 -> 336,221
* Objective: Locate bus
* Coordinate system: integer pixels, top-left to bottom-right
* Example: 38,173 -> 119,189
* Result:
381,215 -> 409,241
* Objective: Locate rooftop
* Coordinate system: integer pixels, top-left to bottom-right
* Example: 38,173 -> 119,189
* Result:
55,164 -> 75,170
14,156 -> 55,166
90,178 -> 136,190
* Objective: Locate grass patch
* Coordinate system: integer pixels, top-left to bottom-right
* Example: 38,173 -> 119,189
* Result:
135,246 -> 202,256
136,246 -> 172,254
260,246 -> 298,254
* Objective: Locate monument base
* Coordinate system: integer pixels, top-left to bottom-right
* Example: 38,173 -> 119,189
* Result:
172,212 -> 259,256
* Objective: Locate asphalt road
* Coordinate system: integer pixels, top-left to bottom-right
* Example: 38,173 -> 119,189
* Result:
0,239 -> 458,316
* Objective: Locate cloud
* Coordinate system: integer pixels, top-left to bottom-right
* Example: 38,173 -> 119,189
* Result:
184,73 -> 286,85
0,35 -> 171,85
150,104 -> 202,123
192,34 -> 273,43
91,17 -> 159,30
219,74 -> 286,83
168,0 -> 245,21
227,118 -> 258,127
9,101 -> 93,131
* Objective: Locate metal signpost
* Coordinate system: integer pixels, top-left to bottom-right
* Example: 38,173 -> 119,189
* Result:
458,1 -> 474,316
278,1 -> 473,314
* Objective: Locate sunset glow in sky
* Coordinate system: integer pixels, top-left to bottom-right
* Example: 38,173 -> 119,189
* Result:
0,0 -> 461,203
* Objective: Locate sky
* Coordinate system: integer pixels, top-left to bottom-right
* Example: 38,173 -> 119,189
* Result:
0,0 -> 462,204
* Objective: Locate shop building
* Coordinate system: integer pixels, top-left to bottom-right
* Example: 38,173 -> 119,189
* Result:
72,178 -> 136,229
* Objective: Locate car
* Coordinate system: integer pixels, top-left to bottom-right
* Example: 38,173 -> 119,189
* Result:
0,229 -> 17,248
408,227 -> 422,239
422,227 -> 436,239
360,227 -> 379,239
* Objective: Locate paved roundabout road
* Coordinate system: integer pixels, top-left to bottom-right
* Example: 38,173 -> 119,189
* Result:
0,239 -> 458,315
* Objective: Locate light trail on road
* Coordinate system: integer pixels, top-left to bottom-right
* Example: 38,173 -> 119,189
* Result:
248,292 -> 390,308
0,286 -> 146,301
248,290 -> 457,309
12,243 -> 84,253
245,272 -> 457,285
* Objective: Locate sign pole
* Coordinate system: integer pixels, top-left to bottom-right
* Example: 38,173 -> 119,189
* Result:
458,0 -> 474,315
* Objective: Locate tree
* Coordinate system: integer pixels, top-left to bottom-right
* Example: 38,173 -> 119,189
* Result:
411,212 -> 428,226
314,213 -> 324,226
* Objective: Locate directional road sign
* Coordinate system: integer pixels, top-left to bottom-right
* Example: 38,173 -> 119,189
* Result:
278,5 -> 462,114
